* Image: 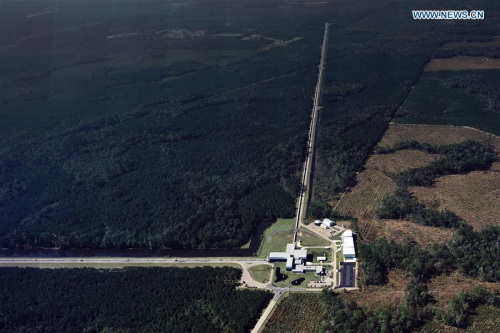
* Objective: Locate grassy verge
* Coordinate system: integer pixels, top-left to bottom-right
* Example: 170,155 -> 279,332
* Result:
256,219 -> 296,258
248,264 -> 272,284
297,228 -> 331,247
307,248 -> 332,263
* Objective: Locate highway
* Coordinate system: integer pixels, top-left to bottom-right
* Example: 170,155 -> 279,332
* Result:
293,22 -> 329,243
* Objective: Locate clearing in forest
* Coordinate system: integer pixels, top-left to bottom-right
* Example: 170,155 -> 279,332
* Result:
342,270 -> 410,311
411,171 -> 500,230
424,56 -> 500,71
439,36 -> 500,49
375,219 -> 454,248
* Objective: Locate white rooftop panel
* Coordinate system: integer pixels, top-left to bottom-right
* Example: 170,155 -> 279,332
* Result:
343,237 -> 354,248
294,249 -> 308,259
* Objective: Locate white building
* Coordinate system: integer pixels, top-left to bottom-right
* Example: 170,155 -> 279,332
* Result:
269,242 -> 322,274
341,229 -> 357,262
323,218 -> 335,226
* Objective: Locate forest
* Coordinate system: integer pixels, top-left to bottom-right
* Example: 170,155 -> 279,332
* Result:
0,266 -> 271,332
1,0 -> 337,249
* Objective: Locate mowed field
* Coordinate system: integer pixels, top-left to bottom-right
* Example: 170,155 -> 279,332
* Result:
425,56 -> 500,71
263,293 -> 323,333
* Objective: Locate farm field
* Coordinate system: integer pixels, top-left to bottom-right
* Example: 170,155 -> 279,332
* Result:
425,56 -> 500,71
263,293 -> 323,333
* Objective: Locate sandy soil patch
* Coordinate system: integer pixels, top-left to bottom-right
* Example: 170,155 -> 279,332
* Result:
376,219 -> 454,248
366,149 -> 441,173
411,171 -> 500,230
425,56 -> 500,71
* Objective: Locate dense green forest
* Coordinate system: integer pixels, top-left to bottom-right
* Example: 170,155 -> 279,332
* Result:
395,69 -> 500,135
1,0 -> 339,249
0,266 -> 271,332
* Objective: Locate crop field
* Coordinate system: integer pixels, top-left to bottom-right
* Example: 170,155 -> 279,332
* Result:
425,56 -> 500,71
375,219 -> 454,248
263,293 -> 323,333
427,271 -> 500,308
394,69 -> 500,136
419,306 -> 500,333
341,270 -> 410,311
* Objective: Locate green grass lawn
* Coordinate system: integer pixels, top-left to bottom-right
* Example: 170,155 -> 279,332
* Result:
307,248 -> 332,263
297,229 -> 330,247
248,264 -> 272,283
256,219 -> 295,258
271,262 -> 320,288
336,248 -> 343,270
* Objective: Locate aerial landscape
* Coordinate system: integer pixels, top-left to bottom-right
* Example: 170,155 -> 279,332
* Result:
0,0 -> 499,332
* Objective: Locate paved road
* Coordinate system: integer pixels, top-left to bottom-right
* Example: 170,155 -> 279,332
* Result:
293,22 -> 329,243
